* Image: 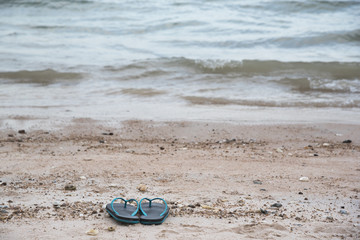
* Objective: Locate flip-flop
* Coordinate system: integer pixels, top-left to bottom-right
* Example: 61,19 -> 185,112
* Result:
106,198 -> 140,224
139,198 -> 169,225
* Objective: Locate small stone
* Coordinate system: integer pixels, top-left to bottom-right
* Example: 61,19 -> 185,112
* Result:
260,208 -> 268,214
86,229 -> 98,236
343,140 -> 352,144
298,192 -> 303,195
323,143 -> 330,147
18,130 -> 26,134
314,153 -> 318,156
295,217 -> 302,221
126,149 -> 135,153
137,184 -> 147,192
260,189 -> 267,191
276,148 -> 283,153
99,140 -> 105,144
271,203 -> 282,208
253,180 -> 262,185
107,226 -> 115,232
53,202 -> 61,209
1,182 -> 7,186
160,147 -> 165,150
188,204 -> 196,208
8,134 -> 14,137
65,184 -> 76,191
339,210 -> 348,215
299,177 -> 309,182
326,216 -> 334,222
201,205 -> 214,210
79,176 -> 86,180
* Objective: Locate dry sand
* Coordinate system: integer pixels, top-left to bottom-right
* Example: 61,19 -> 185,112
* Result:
1,119 -> 360,239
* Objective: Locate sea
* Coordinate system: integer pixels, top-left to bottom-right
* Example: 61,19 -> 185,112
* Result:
1,0 -> 360,127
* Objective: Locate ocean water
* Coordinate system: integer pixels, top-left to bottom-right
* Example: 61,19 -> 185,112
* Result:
0,0 -> 360,124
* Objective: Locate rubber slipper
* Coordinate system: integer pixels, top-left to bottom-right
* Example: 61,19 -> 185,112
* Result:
106,198 -> 140,224
139,198 -> 169,225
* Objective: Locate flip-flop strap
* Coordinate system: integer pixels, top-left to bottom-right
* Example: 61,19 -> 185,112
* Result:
139,198 -> 168,217
111,198 -> 139,217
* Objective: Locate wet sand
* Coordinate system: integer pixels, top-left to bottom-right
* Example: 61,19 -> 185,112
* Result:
1,119 -> 360,239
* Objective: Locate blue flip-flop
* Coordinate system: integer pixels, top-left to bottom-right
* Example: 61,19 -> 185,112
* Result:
106,198 -> 140,224
139,198 -> 169,225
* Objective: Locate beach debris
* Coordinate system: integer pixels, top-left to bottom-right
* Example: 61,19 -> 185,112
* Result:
137,184 -> 147,192
299,177 -> 309,182
270,203 -> 282,208
107,226 -> 115,232
339,210 -> 348,215
276,148 -> 283,153
253,180 -> 262,185
102,132 -> 114,136
217,139 -> 236,144
260,208 -> 269,214
201,204 -> 214,210
342,140 -> 352,143
65,184 -> 76,191
86,229 -> 99,236
18,130 -> 26,134
53,201 -> 61,209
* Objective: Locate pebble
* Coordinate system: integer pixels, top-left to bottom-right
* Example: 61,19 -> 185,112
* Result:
326,216 -> 334,222
188,204 -> 196,208
323,143 -> 330,147
276,148 -> 283,153
65,184 -> 76,191
271,203 -> 282,208
253,180 -> 262,185
107,226 -> 115,232
102,132 -> 114,136
86,229 -> 99,236
260,208 -> 268,214
342,140 -> 352,143
299,177 -> 309,182
79,176 -> 86,180
339,210 -> 348,215
53,202 -> 61,209
18,130 -> 26,134
137,184 -> 147,192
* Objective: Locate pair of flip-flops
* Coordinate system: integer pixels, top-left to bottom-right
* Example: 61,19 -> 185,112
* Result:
106,197 -> 169,225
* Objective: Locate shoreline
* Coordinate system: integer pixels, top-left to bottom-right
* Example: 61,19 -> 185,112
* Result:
1,119 -> 359,239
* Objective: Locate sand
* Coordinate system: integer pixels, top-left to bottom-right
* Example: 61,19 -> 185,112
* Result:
1,118 -> 360,239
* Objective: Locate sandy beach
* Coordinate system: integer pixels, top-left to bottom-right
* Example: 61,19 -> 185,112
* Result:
1,118 -> 359,239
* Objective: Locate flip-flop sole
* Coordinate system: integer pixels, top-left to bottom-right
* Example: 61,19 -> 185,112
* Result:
140,202 -> 169,225
106,203 -> 139,224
